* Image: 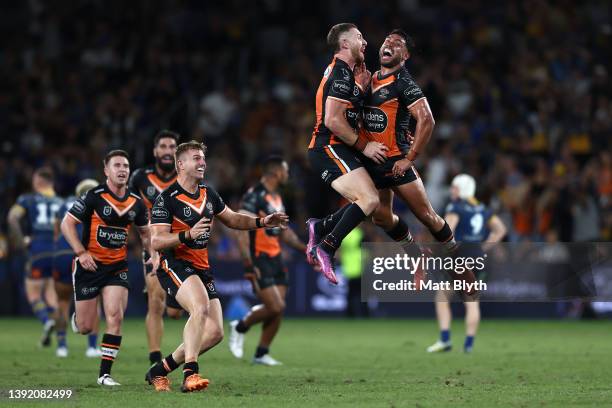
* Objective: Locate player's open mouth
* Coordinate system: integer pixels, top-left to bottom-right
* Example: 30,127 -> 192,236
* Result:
161,155 -> 173,162
382,48 -> 392,57
196,167 -> 205,173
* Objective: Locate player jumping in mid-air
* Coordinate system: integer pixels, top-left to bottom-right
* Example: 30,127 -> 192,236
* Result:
306,23 -> 389,284
53,178 -> 101,358
61,150 -> 154,386
427,174 -> 506,353
145,141 -> 288,392
8,167 -> 63,347
229,156 -> 310,366
130,130 -> 182,366
354,29 -> 479,293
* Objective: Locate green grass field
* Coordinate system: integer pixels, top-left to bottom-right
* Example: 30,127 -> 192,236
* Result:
0,318 -> 611,407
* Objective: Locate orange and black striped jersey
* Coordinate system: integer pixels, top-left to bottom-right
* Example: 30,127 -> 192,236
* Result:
129,165 -> 177,210
361,66 -> 425,157
150,181 -> 227,270
67,183 -> 148,268
309,57 -> 364,149
240,182 -> 285,258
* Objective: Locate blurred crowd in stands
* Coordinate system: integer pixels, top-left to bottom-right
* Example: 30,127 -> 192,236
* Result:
0,0 -> 610,263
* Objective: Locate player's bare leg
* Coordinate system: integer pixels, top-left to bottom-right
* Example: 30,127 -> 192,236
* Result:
26,277 -> 57,347
393,178 -> 477,294
173,275 -> 210,392
145,272 -> 166,364
166,306 -> 183,319
464,300 -> 480,353
229,284 -> 285,361
311,168 -> 379,284
146,298 -> 222,392
372,189 -> 427,287
254,285 -> 287,365
54,282 -> 72,356
428,290 -> 453,353
96,286 -> 128,386
73,297 -> 98,335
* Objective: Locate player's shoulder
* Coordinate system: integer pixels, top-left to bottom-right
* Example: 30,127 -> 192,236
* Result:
128,188 -> 144,202
159,181 -> 181,200
87,184 -> 106,198
130,165 -> 153,182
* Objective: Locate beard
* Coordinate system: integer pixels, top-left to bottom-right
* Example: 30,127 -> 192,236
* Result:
351,45 -> 364,64
380,54 -> 402,68
156,156 -> 176,173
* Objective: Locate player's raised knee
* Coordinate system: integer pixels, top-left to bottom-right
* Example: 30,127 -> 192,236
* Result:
269,300 -> 286,315
358,192 -> 380,216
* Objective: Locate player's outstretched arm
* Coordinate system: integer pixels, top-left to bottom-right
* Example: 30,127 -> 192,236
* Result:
216,206 -> 289,230
233,210 -> 255,265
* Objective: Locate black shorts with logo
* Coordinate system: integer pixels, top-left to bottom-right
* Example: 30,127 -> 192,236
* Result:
308,144 -> 363,185
254,254 -> 288,290
157,258 -> 219,307
72,259 -> 130,301
362,154 -> 418,189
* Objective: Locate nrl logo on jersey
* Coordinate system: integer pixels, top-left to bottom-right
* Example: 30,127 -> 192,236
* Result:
379,88 -> 390,98
206,202 -> 213,211
341,68 -> 351,81
183,207 -> 192,217
353,85 -> 359,96
128,210 -> 136,221
147,186 -> 156,197
103,206 -> 112,216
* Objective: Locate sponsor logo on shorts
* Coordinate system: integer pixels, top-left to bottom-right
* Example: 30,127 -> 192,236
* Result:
81,286 -> 98,296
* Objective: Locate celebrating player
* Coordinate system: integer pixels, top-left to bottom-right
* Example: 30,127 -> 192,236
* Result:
53,178 -> 101,358
7,167 -> 63,347
130,130 -> 182,366
356,29 -> 479,293
229,156 -> 309,366
306,23 -> 388,284
61,150 -> 154,386
427,174 -> 506,353
145,141 -> 288,392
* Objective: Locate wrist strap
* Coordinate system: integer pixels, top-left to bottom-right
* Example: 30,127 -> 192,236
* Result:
179,231 -> 190,244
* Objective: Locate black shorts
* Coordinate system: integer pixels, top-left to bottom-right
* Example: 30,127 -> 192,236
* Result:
362,155 -> 418,189
157,258 -> 219,307
72,260 -> 130,301
254,254 -> 288,290
308,144 -> 363,185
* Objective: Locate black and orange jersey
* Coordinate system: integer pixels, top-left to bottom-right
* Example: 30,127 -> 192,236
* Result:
150,181 -> 227,270
309,57 -> 364,149
240,182 -> 285,258
129,165 -> 177,210
361,66 -> 425,157
67,183 -> 148,269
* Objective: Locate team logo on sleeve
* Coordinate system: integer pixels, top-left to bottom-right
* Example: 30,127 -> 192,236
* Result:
72,200 -> 85,214
103,206 -> 112,216
341,68 -> 351,81
404,86 -> 421,98
332,80 -> 351,94
152,207 -> 169,219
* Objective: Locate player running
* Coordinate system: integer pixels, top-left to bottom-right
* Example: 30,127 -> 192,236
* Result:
8,167 -> 63,347
306,23 -> 389,285
61,150 -> 154,386
228,156 -> 309,366
145,141 -> 288,392
129,130 -> 182,366
53,178 -> 101,358
427,174 -> 506,353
